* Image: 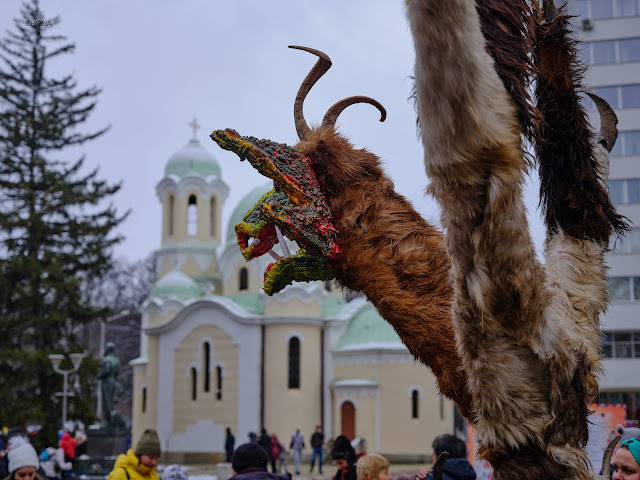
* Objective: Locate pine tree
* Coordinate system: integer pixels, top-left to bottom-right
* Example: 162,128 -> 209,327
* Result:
0,0 -> 127,442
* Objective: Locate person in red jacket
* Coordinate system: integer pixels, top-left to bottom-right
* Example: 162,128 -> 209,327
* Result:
270,435 -> 282,474
58,433 -> 76,463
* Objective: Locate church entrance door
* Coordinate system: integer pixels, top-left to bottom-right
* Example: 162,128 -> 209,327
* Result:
341,401 -> 355,439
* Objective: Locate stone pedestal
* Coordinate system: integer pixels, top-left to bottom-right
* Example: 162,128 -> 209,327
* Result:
72,428 -> 130,478
87,428 -> 129,457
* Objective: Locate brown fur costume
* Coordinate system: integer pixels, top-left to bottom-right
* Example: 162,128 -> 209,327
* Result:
405,0 -> 626,478
297,126 -> 473,419
215,1 -> 625,476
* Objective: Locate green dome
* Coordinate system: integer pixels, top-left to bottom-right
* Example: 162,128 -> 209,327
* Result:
165,139 -> 221,179
334,303 -> 403,352
225,182 -> 273,245
151,271 -> 201,301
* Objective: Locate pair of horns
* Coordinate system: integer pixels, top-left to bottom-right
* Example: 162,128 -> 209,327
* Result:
289,45 -> 386,140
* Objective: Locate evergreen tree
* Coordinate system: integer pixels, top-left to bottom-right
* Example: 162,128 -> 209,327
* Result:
0,0 -> 126,442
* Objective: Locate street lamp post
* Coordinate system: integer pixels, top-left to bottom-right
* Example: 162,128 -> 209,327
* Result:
48,352 -> 86,429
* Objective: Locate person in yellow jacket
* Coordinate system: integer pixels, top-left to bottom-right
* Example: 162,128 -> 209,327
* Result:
108,429 -> 161,480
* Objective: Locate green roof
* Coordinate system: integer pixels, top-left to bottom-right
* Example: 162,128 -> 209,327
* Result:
150,271 -> 201,301
225,182 -> 273,245
321,295 -> 348,318
165,139 -> 221,179
333,303 -> 404,352
226,293 -> 265,314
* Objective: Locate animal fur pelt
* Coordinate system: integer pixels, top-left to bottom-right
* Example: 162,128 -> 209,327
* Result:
287,46 -> 474,417
296,126 -> 474,419
405,0 -> 626,478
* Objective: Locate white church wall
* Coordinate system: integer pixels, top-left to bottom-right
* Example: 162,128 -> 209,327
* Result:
172,325 -> 238,435
151,301 -> 261,453
378,361 -> 453,455
263,323 -> 322,442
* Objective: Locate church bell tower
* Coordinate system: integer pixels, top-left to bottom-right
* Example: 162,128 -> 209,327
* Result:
154,118 -> 229,292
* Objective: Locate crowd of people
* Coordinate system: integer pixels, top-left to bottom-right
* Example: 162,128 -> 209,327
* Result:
3,424 -> 640,480
0,428 -> 88,480
220,425 -> 469,480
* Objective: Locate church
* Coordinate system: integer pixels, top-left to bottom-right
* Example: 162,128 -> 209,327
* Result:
130,127 -> 456,463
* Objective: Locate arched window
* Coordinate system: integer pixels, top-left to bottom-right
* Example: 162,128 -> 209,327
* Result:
190,367 -> 197,400
168,194 -> 175,236
288,337 -> 300,389
216,366 -> 223,400
141,387 -> 147,413
203,342 -> 211,392
187,194 -> 197,236
411,389 -> 419,418
239,267 -> 248,290
209,197 -> 216,237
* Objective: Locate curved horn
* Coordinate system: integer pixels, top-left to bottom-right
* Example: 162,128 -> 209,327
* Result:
585,91 -> 619,152
289,45 -> 332,140
432,452 -> 449,480
539,0 -> 560,23
322,96 -> 387,130
602,435 -> 621,479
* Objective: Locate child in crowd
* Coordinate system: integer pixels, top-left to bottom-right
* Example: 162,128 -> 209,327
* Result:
356,453 -> 392,480
161,465 -> 188,480
39,446 -> 73,480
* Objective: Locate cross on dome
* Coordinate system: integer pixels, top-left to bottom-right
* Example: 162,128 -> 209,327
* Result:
189,117 -> 201,140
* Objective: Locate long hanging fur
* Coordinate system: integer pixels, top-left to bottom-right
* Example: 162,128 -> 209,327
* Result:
534,0 -> 627,243
476,0 -> 539,143
404,0 -> 597,477
535,0 -> 629,454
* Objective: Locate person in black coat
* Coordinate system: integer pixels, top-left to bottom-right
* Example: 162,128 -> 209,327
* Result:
226,428 -> 236,463
331,435 -> 357,480
415,434 -> 476,480
230,443 -> 290,480
258,429 -> 275,473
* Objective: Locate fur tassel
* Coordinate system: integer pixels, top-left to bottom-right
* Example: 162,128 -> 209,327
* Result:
534,0 -> 627,243
476,0 -> 539,144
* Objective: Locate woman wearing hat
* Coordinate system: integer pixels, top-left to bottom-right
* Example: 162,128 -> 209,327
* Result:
612,437 -> 640,480
4,443 -> 43,480
331,436 -> 357,480
107,429 -> 161,480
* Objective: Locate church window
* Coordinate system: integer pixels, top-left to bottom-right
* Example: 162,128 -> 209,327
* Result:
187,194 -> 197,236
203,342 -> 211,392
168,194 -> 175,236
141,387 -> 147,413
288,337 -> 300,389
216,365 -> 223,400
191,367 -> 197,400
411,389 -> 419,418
209,197 -> 216,238
239,267 -> 248,290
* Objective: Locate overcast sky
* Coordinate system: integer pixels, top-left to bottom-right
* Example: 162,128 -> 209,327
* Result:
1,0 -> 547,263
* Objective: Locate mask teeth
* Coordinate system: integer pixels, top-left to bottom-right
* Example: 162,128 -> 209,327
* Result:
275,226 -> 291,257
268,249 -> 281,261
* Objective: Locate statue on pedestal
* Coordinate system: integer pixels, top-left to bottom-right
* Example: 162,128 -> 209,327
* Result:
97,342 -> 123,430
